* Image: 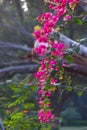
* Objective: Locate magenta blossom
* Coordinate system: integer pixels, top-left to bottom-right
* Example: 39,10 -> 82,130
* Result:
38,109 -> 54,123
63,15 -> 72,21
38,90 -> 44,96
35,44 -> 47,56
51,78 -> 58,85
45,91 -> 51,97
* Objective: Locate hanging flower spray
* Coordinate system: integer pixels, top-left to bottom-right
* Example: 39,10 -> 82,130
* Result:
34,0 -> 79,123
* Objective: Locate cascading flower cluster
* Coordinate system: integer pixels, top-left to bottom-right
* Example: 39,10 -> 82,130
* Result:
34,0 -> 79,123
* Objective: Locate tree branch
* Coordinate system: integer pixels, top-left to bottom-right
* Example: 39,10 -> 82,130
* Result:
59,33 -> 87,57
79,0 -> 87,11
0,64 -> 39,81
0,41 -> 32,52
59,33 -> 87,76
0,60 -> 30,68
0,64 -> 38,74
64,63 -> 87,76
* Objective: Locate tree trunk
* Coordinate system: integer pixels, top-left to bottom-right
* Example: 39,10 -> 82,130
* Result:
15,0 -> 24,22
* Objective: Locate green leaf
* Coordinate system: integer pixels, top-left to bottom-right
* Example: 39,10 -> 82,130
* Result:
10,84 -> 21,93
74,47 -> 80,53
72,17 -> 83,25
67,87 -> 72,92
10,84 -> 16,91
57,59 -> 62,66
11,112 -> 24,120
65,55 -> 73,63
51,70 -> 56,77
26,103 -> 35,109
80,38 -> 87,44
31,85 -> 37,91
71,2 -> 76,9
8,96 -> 27,107
41,124 -> 51,130
77,90 -> 83,97
66,49 -> 73,55
59,25 -> 66,31
56,33 -> 60,38
41,126 -> 46,130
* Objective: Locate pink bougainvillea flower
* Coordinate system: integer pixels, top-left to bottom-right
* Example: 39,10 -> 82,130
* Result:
45,91 -> 51,97
49,59 -> 56,70
38,109 -> 54,123
51,78 -> 57,85
52,42 -> 64,57
35,71 -> 43,79
35,45 -> 47,56
34,30 -> 41,39
38,89 -> 44,96
63,15 -> 72,21
43,12 -> 53,21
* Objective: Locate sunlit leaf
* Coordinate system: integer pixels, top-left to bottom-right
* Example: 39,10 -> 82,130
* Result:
67,87 -> 72,92
72,17 -> 83,25
77,90 -> 83,97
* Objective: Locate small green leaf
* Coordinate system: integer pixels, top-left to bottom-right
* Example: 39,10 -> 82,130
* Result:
51,70 -> 56,77
56,33 -> 60,38
57,59 -> 62,66
27,103 -> 35,109
71,2 -> 76,9
11,112 -> 24,120
10,84 -> 21,92
24,103 -> 34,109
47,125 -> 51,130
77,90 -> 83,97
72,17 -> 83,25
67,87 -> 72,92
65,55 -> 73,63
10,84 -> 16,91
80,38 -> 87,44
59,25 -> 66,31
74,47 -> 80,53
31,85 -> 37,91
